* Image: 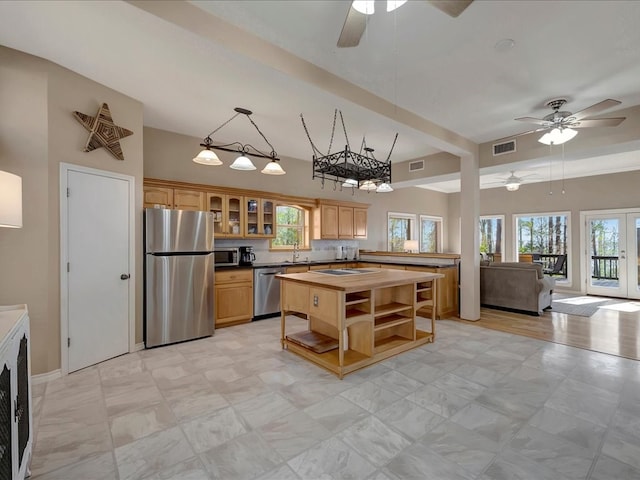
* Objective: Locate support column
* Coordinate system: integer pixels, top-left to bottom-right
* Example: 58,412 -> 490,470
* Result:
459,152 -> 480,320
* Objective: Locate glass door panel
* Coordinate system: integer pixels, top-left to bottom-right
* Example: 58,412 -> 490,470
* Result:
627,214 -> 640,299
586,215 -> 625,297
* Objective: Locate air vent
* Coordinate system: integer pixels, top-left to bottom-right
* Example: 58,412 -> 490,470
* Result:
493,140 -> 516,156
408,160 -> 424,172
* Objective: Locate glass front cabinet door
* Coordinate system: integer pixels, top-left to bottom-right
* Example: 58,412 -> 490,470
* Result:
207,193 -> 244,238
245,197 -> 276,237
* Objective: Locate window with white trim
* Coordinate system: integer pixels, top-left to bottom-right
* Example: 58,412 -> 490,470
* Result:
419,215 -> 442,253
271,205 -> 310,249
388,212 -> 416,252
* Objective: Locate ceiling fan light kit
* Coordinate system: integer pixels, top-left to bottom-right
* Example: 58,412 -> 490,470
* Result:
193,107 -> 284,175
538,127 -> 578,146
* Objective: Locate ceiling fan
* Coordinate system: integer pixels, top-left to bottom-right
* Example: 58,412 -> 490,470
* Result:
485,171 -> 537,191
511,98 -> 626,143
338,0 -> 474,48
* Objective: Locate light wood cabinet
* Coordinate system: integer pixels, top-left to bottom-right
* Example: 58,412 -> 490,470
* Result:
143,186 -> 173,209
354,207 -> 368,238
207,192 -> 244,238
214,269 -> 253,327
173,189 -> 205,211
338,206 -> 354,238
245,197 -> 276,237
314,201 -> 368,240
406,265 -> 459,319
143,186 -> 204,211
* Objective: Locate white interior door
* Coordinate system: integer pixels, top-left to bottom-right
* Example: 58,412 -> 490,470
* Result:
64,166 -> 132,372
586,212 -> 640,299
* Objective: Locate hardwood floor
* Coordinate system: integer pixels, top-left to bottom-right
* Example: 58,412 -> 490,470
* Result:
454,302 -> 640,361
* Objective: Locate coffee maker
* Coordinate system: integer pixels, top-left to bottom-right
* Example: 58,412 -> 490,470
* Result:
239,246 -> 255,266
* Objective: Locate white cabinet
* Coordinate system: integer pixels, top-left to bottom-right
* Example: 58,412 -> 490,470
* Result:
0,305 -> 32,480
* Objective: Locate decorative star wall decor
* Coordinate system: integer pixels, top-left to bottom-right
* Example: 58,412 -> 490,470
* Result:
73,103 -> 133,161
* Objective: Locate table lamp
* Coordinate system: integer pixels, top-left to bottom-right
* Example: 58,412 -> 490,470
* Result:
403,239 -> 419,253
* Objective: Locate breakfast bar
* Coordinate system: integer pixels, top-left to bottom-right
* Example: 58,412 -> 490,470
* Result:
277,268 -> 443,378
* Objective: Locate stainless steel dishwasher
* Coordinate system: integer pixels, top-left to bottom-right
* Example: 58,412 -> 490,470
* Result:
253,266 -> 285,320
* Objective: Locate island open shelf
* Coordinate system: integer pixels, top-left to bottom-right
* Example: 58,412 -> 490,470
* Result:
277,268 -> 443,378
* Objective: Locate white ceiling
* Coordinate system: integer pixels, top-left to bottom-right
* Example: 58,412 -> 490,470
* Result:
1,0 -> 639,192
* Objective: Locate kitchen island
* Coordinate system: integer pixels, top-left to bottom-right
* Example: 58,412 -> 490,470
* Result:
277,268 -> 443,378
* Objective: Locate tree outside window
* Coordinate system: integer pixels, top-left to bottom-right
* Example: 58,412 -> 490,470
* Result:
479,216 -> 503,257
515,212 -> 569,280
420,215 -> 442,253
272,205 -> 308,249
388,213 -> 415,252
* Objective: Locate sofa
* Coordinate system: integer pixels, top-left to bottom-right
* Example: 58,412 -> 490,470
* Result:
480,262 -> 555,315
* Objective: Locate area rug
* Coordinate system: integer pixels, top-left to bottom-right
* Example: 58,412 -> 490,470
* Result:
550,293 -> 628,317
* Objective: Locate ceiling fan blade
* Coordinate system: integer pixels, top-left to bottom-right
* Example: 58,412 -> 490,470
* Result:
337,6 -> 367,48
492,127 -> 549,144
571,99 -> 621,121
427,0 -> 474,17
573,117 -> 626,128
514,116 -> 550,126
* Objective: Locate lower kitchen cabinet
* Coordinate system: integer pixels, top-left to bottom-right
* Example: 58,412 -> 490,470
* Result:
214,269 -> 253,327
0,305 -> 32,480
406,265 -> 459,319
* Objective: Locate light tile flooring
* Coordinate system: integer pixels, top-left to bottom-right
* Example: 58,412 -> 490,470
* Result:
30,316 -> 640,480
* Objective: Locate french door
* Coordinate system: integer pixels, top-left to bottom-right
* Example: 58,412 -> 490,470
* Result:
585,212 -> 640,299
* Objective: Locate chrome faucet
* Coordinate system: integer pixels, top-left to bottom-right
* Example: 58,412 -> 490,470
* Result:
293,242 -> 300,263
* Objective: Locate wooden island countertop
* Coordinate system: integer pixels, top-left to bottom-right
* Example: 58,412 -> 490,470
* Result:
277,268 -> 443,378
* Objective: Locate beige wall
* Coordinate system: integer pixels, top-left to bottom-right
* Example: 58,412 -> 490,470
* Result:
449,168 -> 640,291
0,46 -> 144,375
143,127 -> 453,251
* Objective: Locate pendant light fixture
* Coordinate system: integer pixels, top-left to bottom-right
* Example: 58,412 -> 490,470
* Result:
193,107 -> 284,175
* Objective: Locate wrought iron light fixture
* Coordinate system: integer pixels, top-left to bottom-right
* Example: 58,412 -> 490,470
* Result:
301,110 -> 397,193
193,107 -> 285,175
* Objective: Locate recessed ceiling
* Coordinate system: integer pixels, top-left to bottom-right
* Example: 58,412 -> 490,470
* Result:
0,0 -> 639,187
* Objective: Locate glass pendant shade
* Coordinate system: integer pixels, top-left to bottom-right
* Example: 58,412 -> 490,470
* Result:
387,0 -> 407,12
353,0 -> 375,14
505,182 -> 520,192
538,128 -> 578,146
342,178 -> 358,188
261,160 -> 286,175
193,148 -> 222,166
230,155 -> 256,171
376,182 -> 393,193
359,179 -> 378,191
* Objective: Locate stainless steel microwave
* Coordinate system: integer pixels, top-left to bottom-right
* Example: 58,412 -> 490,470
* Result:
213,247 -> 239,266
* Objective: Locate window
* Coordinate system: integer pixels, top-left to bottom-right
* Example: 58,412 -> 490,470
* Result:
271,205 -> 309,249
514,212 -> 570,281
420,215 -> 442,253
479,215 -> 504,258
388,212 -> 415,252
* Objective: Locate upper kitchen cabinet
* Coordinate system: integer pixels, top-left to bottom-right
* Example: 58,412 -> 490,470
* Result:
173,189 -> 205,211
245,196 -> 276,237
143,186 -> 173,209
314,200 -> 369,240
207,192 -> 244,238
143,186 -> 204,211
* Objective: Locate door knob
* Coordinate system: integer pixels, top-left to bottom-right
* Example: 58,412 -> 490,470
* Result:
120,274 -> 130,280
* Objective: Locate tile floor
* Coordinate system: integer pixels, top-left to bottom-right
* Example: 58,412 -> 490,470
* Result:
30,316 -> 640,480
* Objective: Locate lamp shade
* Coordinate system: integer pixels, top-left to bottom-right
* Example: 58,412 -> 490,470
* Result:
359,180 -> 378,191
538,128 -> 578,145
376,182 -> 393,193
387,0 -> 407,12
229,155 -> 256,171
261,160 -> 286,175
342,178 -> 358,188
193,148 -> 222,166
353,0 -> 375,14
0,171 -> 23,228
404,239 -> 419,253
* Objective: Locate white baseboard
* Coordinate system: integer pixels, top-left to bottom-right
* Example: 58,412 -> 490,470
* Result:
133,342 -> 145,352
31,369 -> 61,385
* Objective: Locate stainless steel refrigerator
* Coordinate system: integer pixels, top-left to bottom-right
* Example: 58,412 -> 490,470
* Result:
144,208 -> 215,347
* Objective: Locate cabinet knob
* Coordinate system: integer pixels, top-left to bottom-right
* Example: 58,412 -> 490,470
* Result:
120,274 -> 130,280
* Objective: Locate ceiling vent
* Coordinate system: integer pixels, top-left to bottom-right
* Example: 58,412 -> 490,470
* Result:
408,160 -> 424,172
493,140 -> 516,156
